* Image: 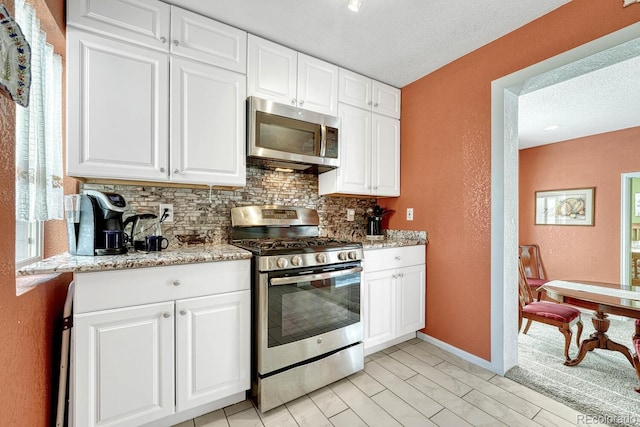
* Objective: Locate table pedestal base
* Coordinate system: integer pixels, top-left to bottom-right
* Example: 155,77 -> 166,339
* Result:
565,311 -> 640,392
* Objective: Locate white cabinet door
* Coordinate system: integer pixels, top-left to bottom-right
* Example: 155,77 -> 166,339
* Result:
296,53 -> 338,115
372,81 -> 401,119
170,6 -> 247,72
397,264 -> 426,336
335,103 -> 371,193
67,29 -> 169,181
363,270 -> 396,351
175,291 -> 251,412
67,0 -> 170,50
371,114 -> 400,197
247,35 -> 297,105
74,302 -> 175,427
338,68 -> 372,111
170,57 -> 246,186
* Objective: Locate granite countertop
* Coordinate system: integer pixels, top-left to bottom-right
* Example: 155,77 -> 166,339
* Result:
17,244 -> 252,276
18,230 -> 428,276
360,238 -> 427,250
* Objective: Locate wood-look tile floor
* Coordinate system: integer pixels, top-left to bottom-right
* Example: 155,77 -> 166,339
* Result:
174,338 -> 588,427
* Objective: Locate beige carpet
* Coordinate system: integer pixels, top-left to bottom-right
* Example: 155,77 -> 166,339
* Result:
506,317 -> 640,427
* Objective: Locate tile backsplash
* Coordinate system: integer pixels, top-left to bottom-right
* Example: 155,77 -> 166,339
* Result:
82,166 -> 379,246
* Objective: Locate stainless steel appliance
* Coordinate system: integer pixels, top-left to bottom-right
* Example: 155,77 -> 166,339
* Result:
231,205 -> 364,412
65,190 -> 128,256
247,96 -> 340,172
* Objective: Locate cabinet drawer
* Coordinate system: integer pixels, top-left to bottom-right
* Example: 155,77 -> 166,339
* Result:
363,245 -> 425,272
74,260 -> 251,313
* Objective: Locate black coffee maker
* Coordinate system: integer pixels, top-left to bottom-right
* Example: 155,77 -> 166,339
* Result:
366,205 -> 393,239
65,190 -> 128,256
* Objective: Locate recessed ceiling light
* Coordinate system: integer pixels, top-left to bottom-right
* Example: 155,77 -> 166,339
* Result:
348,0 -> 362,12
543,125 -> 561,131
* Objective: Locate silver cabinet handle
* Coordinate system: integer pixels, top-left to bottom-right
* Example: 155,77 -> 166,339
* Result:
173,39 -> 180,46
398,273 -> 404,278
180,310 -> 187,316
374,102 -> 379,107
172,280 -> 181,287
160,167 -> 165,173
367,100 -> 372,106
160,36 -> 167,44
173,169 -> 180,174
299,100 -> 305,106
373,186 -> 378,190
395,256 -> 401,260
163,312 -> 171,318
291,98 -> 296,105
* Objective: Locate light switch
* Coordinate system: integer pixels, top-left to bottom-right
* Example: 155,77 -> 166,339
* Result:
406,208 -> 414,221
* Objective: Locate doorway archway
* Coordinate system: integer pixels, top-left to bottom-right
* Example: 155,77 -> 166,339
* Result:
490,21 -> 640,375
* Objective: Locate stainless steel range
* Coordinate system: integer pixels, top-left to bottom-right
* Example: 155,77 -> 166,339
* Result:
231,205 -> 364,412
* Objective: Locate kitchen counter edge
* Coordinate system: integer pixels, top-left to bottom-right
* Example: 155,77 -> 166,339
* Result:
361,238 -> 427,250
17,244 -> 253,276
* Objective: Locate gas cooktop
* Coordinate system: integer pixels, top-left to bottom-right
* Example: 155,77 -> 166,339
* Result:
232,237 -> 361,256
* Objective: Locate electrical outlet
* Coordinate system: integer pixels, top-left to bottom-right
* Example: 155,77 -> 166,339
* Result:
347,209 -> 355,221
406,207 -> 414,221
159,203 -> 174,223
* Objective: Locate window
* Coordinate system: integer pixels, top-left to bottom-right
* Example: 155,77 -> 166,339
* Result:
14,0 -> 63,268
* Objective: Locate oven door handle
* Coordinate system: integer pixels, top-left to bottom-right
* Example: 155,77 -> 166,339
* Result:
270,266 -> 363,286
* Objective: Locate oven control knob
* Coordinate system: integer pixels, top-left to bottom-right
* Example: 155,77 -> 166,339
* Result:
348,251 -> 358,260
276,257 -> 288,269
316,253 -> 327,264
338,252 -> 347,261
291,255 -> 302,266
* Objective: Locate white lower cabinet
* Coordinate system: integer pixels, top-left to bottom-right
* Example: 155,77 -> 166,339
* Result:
175,292 -> 250,412
363,246 -> 426,354
71,261 -> 251,427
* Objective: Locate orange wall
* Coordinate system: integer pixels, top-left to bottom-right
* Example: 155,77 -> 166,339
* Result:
519,127 -> 640,283
385,0 -> 640,361
0,1 -> 73,426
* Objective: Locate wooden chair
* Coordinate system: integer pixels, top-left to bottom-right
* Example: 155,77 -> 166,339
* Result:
518,258 -> 583,364
519,244 -> 548,300
632,320 -> 640,392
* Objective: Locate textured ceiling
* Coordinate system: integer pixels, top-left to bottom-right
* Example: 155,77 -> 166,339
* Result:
518,36 -> 640,148
164,0 -> 569,88
165,0 -> 638,148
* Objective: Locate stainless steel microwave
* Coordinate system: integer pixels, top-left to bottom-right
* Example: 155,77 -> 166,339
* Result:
247,96 -> 340,172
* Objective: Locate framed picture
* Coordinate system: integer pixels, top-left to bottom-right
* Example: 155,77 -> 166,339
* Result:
535,188 -> 595,226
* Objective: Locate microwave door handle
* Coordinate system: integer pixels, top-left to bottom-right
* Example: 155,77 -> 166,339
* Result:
270,266 -> 363,286
319,125 -> 327,157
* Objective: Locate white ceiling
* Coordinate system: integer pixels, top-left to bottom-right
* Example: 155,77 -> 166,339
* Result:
165,0 -> 639,148
165,0 -> 569,88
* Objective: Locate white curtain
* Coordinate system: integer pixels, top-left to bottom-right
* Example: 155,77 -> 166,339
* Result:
14,0 -> 63,222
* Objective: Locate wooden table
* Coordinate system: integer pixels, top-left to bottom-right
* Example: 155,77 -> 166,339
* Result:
541,280 -> 640,391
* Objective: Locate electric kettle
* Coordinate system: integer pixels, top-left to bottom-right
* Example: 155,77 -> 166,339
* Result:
123,212 -> 158,251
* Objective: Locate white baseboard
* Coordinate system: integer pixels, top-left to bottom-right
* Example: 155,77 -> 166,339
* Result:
416,332 -> 495,373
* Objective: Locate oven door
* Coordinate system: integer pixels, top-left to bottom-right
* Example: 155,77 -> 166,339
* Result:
256,262 -> 363,375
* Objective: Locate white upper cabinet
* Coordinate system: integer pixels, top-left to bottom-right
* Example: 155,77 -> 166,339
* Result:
170,6 -> 247,72
247,35 -> 338,116
318,103 -> 400,197
170,57 -> 246,186
339,68 -> 401,119
67,28 -> 170,182
296,53 -> 339,115
67,0 -> 171,50
66,0 -> 247,186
